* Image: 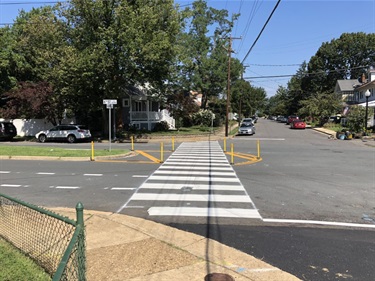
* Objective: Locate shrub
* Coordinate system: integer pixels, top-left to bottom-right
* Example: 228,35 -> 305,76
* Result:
153,121 -> 169,132
192,109 -> 215,126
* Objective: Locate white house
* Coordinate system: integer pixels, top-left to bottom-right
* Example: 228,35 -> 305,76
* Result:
335,68 -> 375,128
120,85 -> 175,131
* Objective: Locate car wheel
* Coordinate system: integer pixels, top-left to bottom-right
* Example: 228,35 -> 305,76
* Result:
38,134 -> 47,143
67,134 -> 76,143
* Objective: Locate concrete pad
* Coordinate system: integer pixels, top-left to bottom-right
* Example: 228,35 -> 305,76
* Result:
49,208 -> 301,281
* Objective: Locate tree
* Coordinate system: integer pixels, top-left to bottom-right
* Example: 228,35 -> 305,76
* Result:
0,26 -> 18,95
306,32 -> 375,94
345,105 -> 367,133
231,79 -> 266,119
176,0 -> 240,109
58,0 -> 180,122
166,91 -> 200,128
298,92 -> 342,126
0,81 -> 65,125
0,6 -> 77,121
265,86 -> 289,117
0,1 -> 181,128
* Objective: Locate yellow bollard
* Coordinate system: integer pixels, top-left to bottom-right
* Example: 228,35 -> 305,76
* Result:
172,136 -> 175,152
91,141 -> 95,161
160,142 -> 164,163
230,143 -> 234,165
257,140 -> 261,159
131,136 -> 134,151
224,137 -> 227,152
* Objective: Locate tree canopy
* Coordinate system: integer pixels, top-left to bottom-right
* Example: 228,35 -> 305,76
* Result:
266,32 -> 375,126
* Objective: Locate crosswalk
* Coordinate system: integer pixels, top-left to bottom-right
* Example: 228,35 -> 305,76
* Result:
123,141 -> 262,219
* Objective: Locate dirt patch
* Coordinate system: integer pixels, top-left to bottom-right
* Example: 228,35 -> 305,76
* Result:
87,238 -> 200,280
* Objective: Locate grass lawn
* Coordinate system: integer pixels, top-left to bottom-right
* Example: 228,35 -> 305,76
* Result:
0,146 -> 128,157
0,239 -> 51,281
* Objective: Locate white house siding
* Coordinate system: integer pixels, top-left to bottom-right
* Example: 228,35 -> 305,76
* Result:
0,118 -> 76,137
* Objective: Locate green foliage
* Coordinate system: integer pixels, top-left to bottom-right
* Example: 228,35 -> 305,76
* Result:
306,32 -> 375,94
265,33 -> 375,124
265,86 -> 288,116
192,109 -> 214,126
0,145 -> 127,157
322,122 -> 343,132
298,92 -> 342,126
231,79 -> 267,119
167,91 -> 200,129
175,0 -> 240,109
1,1 -> 180,123
345,105 -> 366,133
0,239 -> 51,281
153,121 -> 170,132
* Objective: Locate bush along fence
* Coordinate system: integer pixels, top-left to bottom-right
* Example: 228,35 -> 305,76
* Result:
0,193 -> 86,280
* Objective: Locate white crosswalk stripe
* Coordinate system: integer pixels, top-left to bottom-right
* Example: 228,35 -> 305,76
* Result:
123,141 -> 261,219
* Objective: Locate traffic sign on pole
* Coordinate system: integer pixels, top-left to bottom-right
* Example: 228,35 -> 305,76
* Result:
103,99 -> 117,151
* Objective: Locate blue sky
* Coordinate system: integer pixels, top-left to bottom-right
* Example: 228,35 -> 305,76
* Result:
1,0 -> 374,97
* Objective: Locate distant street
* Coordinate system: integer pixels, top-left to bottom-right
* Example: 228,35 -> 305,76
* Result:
0,118 -> 374,280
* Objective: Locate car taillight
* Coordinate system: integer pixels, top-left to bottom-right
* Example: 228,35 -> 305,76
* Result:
78,129 -> 85,133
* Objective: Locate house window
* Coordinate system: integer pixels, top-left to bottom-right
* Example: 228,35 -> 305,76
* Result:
122,99 -> 129,107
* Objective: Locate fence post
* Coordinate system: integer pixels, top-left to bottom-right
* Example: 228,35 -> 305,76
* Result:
76,202 -> 86,281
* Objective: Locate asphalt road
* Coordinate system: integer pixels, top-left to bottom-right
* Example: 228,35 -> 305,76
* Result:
0,118 -> 374,281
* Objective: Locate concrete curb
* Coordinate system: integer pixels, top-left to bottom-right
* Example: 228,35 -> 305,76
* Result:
51,208 -> 301,281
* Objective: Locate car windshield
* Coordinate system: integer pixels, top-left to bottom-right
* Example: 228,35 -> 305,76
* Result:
242,118 -> 252,123
240,123 -> 253,128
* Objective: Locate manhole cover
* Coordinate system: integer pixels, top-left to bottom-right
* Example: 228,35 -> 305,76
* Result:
181,186 -> 193,192
204,273 -> 235,281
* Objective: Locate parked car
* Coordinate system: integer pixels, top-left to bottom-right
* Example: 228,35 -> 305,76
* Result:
287,115 -> 299,125
0,121 -> 17,141
290,120 -> 306,129
241,118 -> 254,126
277,116 -> 288,123
238,123 -> 256,135
36,124 -> 91,143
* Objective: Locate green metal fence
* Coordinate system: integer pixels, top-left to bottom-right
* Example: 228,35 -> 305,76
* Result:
0,193 -> 86,280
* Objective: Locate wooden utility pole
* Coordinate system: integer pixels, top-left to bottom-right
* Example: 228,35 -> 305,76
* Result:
225,35 -> 241,137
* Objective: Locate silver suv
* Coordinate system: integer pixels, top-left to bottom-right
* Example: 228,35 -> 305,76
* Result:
36,124 -> 91,143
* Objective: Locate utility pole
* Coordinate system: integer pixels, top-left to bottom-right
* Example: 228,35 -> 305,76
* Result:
225,35 -> 241,137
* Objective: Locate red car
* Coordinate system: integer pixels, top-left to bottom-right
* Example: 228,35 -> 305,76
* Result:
290,120 -> 306,129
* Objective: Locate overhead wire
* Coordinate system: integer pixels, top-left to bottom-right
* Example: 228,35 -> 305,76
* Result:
241,0 -> 281,64
236,0 -> 263,54
243,65 -> 369,80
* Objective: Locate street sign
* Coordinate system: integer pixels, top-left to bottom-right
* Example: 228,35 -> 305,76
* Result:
103,99 -> 117,105
103,99 -> 117,151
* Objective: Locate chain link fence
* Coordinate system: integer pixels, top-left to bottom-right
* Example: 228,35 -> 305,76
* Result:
0,193 -> 86,280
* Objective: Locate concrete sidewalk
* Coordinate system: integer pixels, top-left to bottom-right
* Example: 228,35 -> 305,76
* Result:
52,208 -> 301,281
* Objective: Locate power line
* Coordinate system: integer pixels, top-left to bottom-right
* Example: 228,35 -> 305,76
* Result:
241,0 -> 281,64
0,1 -> 61,5
243,65 -> 369,80
250,63 -> 302,67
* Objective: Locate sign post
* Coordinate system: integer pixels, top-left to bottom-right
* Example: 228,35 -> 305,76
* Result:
103,99 -> 117,151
